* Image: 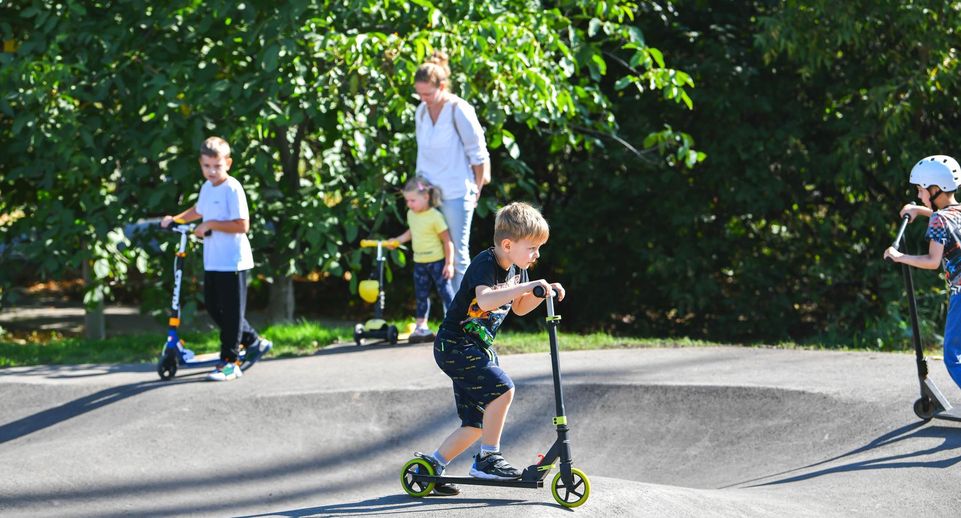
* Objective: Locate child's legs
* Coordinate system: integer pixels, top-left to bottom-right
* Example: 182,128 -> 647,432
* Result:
433,340 -> 515,459
426,259 -> 454,314
439,198 -> 473,292
203,271 -> 225,329
437,426 -> 483,463
207,271 -> 245,363
235,271 -> 259,347
413,263 -> 432,325
481,388 -> 514,448
944,293 -> 961,389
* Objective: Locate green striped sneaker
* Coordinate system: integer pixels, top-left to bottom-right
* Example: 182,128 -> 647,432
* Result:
207,361 -> 243,382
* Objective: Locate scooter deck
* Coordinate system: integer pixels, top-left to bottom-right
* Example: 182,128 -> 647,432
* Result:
413,474 -> 543,489
933,407 -> 961,422
920,377 -> 961,421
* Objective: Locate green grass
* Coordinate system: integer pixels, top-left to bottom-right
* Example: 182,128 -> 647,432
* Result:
0,320 -> 354,368
0,319 -> 935,368
493,332 -> 722,354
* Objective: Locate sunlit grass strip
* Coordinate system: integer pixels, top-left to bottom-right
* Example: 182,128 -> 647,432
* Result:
0,321 -> 940,368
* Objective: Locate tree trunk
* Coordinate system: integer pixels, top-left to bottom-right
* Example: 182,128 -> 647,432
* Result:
82,261 -> 106,340
268,123 -> 306,324
269,274 -> 295,323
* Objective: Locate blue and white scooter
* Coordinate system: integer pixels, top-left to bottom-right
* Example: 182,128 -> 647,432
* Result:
155,221 -> 262,380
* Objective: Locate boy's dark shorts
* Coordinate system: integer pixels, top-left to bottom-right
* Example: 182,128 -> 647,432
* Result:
434,331 -> 514,429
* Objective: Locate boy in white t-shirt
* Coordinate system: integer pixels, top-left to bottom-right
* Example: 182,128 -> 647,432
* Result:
161,137 -> 271,381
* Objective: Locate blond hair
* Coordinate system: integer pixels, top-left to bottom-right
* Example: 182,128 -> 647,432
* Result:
494,202 -> 550,243
414,50 -> 451,88
402,175 -> 442,208
199,136 -> 231,158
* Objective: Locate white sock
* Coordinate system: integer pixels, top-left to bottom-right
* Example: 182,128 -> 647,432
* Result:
431,450 -> 448,475
480,444 -> 499,457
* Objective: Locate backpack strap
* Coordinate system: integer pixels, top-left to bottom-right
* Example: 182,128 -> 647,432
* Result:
450,97 -> 465,147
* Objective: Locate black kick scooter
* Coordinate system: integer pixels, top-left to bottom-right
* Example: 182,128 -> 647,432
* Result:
890,214 -> 961,421
400,285 -> 591,508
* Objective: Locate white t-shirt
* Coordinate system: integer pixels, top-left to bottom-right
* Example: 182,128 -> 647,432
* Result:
415,95 -> 489,200
196,176 -> 254,272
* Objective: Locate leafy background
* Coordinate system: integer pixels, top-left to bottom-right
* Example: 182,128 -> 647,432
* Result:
1,0 -> 955,349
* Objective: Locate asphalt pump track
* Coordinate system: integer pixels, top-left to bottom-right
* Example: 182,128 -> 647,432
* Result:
1,345 -> 960,517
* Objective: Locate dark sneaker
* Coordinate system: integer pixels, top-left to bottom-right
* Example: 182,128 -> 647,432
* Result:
432,482 -> 460,496
243,338 -> 272,367
469,452 -> 521,480
413,452 -> 460,496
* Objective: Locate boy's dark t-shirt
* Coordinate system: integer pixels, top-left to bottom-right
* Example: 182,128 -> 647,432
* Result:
439,247 -> 529,348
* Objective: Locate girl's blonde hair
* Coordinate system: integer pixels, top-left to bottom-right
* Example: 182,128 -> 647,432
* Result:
403,175 -> 442,208
414,50 -> 451,88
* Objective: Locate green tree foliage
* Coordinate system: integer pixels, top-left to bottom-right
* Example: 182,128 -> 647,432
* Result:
543,0 -> 954,347
0,1 -> 695,325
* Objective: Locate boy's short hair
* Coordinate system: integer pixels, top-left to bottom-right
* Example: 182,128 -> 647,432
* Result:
200,136 -> 231,158
494,202 -> 550,243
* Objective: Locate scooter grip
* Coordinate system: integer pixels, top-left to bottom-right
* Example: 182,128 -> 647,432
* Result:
360,239 -> 377,248
533,285 -> 547,298
204,230 -> 212,237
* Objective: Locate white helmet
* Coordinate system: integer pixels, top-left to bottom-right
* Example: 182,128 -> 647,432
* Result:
910,155 -> 961,191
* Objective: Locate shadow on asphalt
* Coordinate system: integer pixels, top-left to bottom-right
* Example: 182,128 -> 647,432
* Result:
312,341 -> 424,356
0,372 -> 206,444
730,421 -> 961,488
0,362 -> 157,379
2,403 -> 464,517
235,494 -> 560,517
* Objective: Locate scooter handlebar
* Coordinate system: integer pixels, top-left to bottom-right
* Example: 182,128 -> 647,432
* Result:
891,213 -> 912,251
360,239 -> 400,249
159,221 -> 212,237
532,285 -> 551,298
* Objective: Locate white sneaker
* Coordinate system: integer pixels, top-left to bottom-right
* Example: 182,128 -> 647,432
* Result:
411,327 -> 434,337
206,362 -> 243,382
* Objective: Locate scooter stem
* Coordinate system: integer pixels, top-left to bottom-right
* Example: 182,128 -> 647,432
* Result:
540,289 -> 567,426
891,215 -> 928,378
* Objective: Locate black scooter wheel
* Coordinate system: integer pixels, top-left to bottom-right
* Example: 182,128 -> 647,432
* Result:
551,468 -> 590,508
157,349 -> 178,381
387,325 -> 399,345
914,397 -> 936,421
353,324 -> 364,346
400,457 -> 436,498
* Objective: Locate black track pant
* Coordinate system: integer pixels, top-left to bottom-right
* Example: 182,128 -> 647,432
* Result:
204,270 -> 260,363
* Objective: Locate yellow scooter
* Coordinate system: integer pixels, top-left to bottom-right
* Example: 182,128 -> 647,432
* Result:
353,240 -> 400,346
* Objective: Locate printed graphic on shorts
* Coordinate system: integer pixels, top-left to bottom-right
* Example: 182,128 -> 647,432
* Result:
460,273 -> 521,347
928,207 -> 961,294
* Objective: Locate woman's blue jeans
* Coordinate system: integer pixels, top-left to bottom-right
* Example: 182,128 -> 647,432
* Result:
440,197 -> 475,293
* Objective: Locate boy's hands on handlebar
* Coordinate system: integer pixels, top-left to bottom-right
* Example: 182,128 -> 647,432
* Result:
160,215 -> 174,228
884,247 -> 903,263
528,279 -> 565,302
900,203 -> 931,222
194,222 -> 211,238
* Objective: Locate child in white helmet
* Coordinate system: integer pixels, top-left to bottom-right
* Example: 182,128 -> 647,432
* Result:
885,155 -> 961,389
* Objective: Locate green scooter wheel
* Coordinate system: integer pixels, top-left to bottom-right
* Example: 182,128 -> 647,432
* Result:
400,457 -> 436,498
551,467 -> 590,508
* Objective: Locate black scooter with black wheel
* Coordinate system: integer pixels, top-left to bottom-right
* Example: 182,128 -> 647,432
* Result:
399,285 -> 591,508
890,214 -> 961,422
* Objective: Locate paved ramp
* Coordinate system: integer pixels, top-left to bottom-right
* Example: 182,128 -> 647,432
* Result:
1,345 -> 960,517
